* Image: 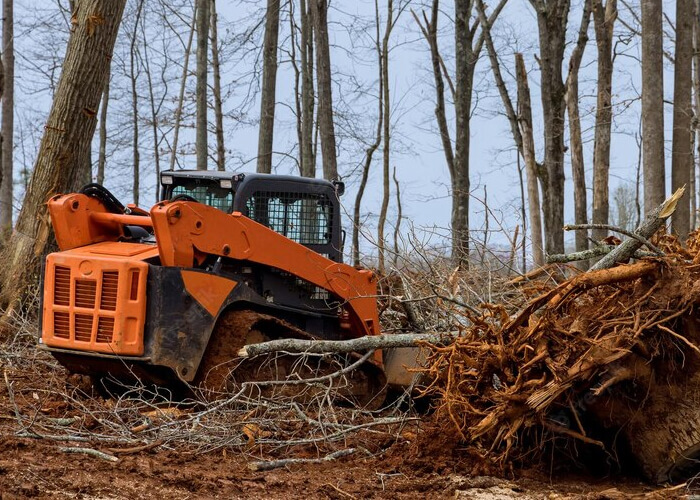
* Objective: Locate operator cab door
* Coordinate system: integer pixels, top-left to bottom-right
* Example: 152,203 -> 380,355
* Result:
233,177 -> 343,263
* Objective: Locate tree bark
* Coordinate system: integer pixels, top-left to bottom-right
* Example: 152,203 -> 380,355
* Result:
530,0 -> 570,255
671,0 -> 694,240
566,0 -> 592,264
96,80 -> 109,185
195,0 -> 210,171
0,0 -> 127,312
516,54 -> 545,267
210,0 -> 225,171
591,0 -> 617,243
0,0 -> 13,238
129,0 -> 144,206
300,0 -> 315,177
642,0 -> 666,211
377,0 -> 393,274
452,0 -> 477,267
310,0 -> 338,181
256,0 -> 280,174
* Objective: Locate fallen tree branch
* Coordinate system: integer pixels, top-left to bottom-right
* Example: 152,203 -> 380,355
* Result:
238,333 -> 460,358
546,245 -> 656,264
563,224 -> 664,255
59,447 -> 119,462
248,448 -> 357,471
591,187 -> 685,270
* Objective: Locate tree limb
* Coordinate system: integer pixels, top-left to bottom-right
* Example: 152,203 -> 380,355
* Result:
590,187 -> 685,270
238,333 -> 460,358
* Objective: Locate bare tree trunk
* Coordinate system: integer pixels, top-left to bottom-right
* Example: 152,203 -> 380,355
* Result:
566,0 -> 592,265
256,0 -> 280,174
140,13 -> 161,197
671,0 -> 693,240
300,0 -> 315,177
169,6 -> 197,171
642,0 -> 666,211
0,0 -> 14,238
0,0 -> 127,312
310,0 -> 338,181
353,0 -> 383,267
591,0 -> 617,243
530,0 -> 570,255
96,80 -> 109,185
377,0 -> 393,274
452,0 -> 477,267
195,0 -> 210,171
693,0 -> 700,229
516,54 -> 545,267
210,0 -> 225,171
130,0 -> 144,205
393,166 -> 402,268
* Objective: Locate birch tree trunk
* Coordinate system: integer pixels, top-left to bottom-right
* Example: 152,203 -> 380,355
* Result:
0,0 -> 127,312
210,0 -> 225,171
0,0 -> 13,238
642,0 -> 666,211
530,0 -> 570,255
256,0 -> 280,174
566,0 -> 592,263
671,0 -> 693,240
591,0 -> 617,243
310,0 -> 338,181
195,0 -> 210,171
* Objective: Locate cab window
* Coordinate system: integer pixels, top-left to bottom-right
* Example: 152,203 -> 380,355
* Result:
170,182 -> 233,213
244,191 -> 332,245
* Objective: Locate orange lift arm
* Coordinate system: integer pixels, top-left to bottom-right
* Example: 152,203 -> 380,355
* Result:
150,200 -> 381,339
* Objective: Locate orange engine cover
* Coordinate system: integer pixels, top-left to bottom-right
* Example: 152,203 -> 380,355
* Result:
41,242 -> 157,356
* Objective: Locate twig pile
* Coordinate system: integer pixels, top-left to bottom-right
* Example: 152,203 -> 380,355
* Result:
421,233 -> 700,469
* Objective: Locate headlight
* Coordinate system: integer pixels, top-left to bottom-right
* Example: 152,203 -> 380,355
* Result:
162,175 -> 173,185
220,179 -> 233,189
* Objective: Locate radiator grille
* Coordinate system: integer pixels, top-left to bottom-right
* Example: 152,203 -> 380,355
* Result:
100,271 -> 119,311
96,317 -> 115,343
74,314 -> 94,342
54,266 -> 70,306
75,279 -> 96,308
53,312 -> 70,339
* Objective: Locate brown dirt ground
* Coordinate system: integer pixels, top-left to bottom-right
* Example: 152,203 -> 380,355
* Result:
0,340 -> 691,499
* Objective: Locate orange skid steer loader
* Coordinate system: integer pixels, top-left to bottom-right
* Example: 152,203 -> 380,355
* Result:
38,171 -> 416,405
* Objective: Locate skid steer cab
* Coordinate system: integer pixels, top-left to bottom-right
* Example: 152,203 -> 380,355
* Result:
38,170 -> 412,402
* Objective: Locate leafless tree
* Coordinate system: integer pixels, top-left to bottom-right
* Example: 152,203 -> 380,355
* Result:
0,0 -> 127,313
591,0 -> 617,244
641,0 -> 665,211
195,0 -> 210,171
309,0 -> 338,181
210,0 -> 225,171
671,0 -> 693,239
529,0 -> 571,255
566,0 -> 592,263
256,0 -> 280,174
0,0 -> 14,238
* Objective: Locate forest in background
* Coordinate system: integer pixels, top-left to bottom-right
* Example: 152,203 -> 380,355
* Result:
0,0 -> 694,289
